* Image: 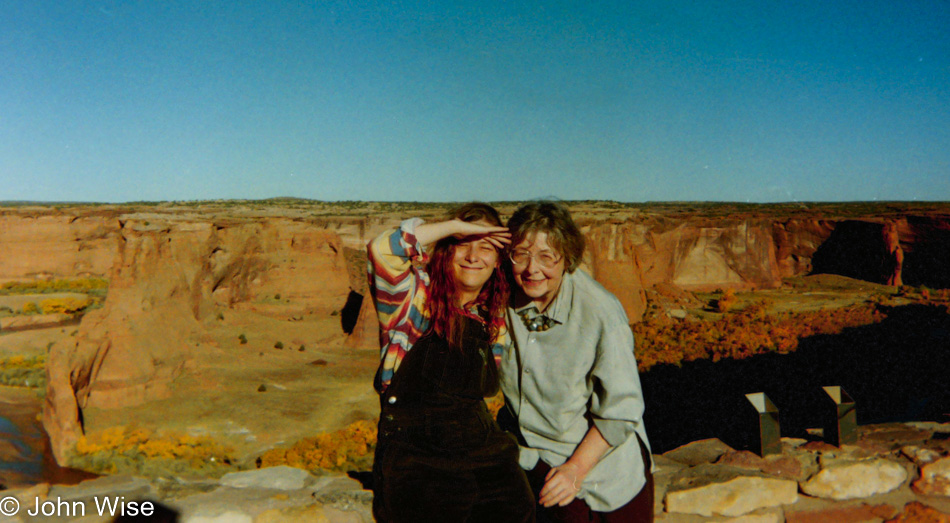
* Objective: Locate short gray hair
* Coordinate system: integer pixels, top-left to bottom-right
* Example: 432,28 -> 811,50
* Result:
506,201 -> 585,273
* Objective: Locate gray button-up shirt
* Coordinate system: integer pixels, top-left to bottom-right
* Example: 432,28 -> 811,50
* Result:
500,269 -> 652,512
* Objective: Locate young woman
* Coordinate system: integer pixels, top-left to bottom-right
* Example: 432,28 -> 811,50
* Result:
499,201 -> 654,522
368,203 -> 535,523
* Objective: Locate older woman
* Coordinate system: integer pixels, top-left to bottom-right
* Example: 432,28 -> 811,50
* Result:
499,201 -> 654,522
368,203 -> 535,523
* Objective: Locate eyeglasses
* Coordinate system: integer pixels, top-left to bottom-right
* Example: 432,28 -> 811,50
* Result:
509,249 -> 562,269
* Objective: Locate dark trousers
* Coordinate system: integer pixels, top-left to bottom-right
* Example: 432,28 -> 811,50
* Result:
525,435 -> 654,523
373,433 -> 536,523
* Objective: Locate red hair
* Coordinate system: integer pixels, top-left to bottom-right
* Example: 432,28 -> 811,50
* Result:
426,203 -> 509,349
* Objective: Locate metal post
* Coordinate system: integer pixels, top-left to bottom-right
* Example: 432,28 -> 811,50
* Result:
745,392 -> 781,456
822,386 -> 857,446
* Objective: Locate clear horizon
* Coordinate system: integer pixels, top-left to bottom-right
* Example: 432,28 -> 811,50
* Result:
3,2 -> 949,203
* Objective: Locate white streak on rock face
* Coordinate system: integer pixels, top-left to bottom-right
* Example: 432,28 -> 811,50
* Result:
665,476 -> 798,517
800,459 -> 907,500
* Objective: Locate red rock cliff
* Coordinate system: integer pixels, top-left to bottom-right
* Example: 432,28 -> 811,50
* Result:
0,210 -> 119,282
42,214 -> 350,462
7,204 -> 944,463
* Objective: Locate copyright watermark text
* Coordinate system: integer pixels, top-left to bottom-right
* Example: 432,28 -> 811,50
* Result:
0,496 -> 154,517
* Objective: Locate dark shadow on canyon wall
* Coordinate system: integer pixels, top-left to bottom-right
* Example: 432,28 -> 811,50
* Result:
902,216 -> 950,289
810,220 -> 888,284
640,303 -> 950,454
809,217 -> 950,289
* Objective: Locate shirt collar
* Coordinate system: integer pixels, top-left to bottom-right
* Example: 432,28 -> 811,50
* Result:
512,271 -> 574,326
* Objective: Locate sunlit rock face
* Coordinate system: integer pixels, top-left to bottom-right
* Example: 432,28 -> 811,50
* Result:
580,217 -> 834,322
0,211 -> 119,281
42,215 -> 350,462
4,204 -> 947,464
580,214 -> 950,322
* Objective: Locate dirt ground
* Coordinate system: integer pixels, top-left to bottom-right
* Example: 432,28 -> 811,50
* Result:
76,305 -> 383,464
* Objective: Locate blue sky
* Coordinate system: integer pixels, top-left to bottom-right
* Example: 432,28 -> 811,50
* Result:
2,1 -> 949,203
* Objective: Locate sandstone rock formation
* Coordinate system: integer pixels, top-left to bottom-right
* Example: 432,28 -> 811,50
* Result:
2,202 -> 946,465
580,217 -> 836,321
0,210 -> 119,282
43,214 -> 351,462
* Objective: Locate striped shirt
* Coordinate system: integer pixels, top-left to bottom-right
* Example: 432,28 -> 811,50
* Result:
368,218 -> 509,392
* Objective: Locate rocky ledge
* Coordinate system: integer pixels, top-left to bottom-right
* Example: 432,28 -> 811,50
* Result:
1,466 -> 372,522
655,421 -> 950,522
2,422 -> 949,522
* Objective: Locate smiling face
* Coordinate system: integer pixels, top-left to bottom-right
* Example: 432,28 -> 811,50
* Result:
510,231 -> 565,312
451,223 -> 501,304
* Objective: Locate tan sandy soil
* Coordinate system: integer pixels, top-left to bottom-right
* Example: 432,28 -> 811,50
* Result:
0,326 -> 75,358
76,304 -> 381,464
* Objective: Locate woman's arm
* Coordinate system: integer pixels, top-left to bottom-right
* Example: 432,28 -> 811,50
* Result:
414,219 -> 509,249
368,218 -> 510,391
367,219 -> 427,327
539,425 -> 610,507
367,217 -> 509,314
540,291 -> 646,508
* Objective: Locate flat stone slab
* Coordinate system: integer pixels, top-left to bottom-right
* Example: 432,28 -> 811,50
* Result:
219,466 -> 315,490
652,454 -> 689,476
888,501 -> 950,522
48,474 -> 155,501
665,475 -> 798,517
785,502 -> 898,523
860,424 -> 933,447
800,459 -> 907,500
663,438 -> 733,466
172,485 -> 314,521
901,445 -> 945,466
187,510 -> 254,523
715,450 -> 817,482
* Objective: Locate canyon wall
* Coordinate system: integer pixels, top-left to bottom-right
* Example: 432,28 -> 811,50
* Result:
580,217 -> 838,322
31,212 -> 351,462
1,205 -> 947,463
0,210 -> 119,282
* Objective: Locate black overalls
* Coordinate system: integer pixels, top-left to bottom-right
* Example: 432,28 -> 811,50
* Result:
372,318 -> 536,523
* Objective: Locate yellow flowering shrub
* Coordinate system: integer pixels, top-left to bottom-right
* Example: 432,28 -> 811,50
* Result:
259,419 -> 378,472
0,277 -> 108,294
40,296 -> 93,314
0,354 -> 45,370
715,288 -> 737,313
0,354 -> 46,388
71,426 -> 235,475
634,302 -> 887,371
